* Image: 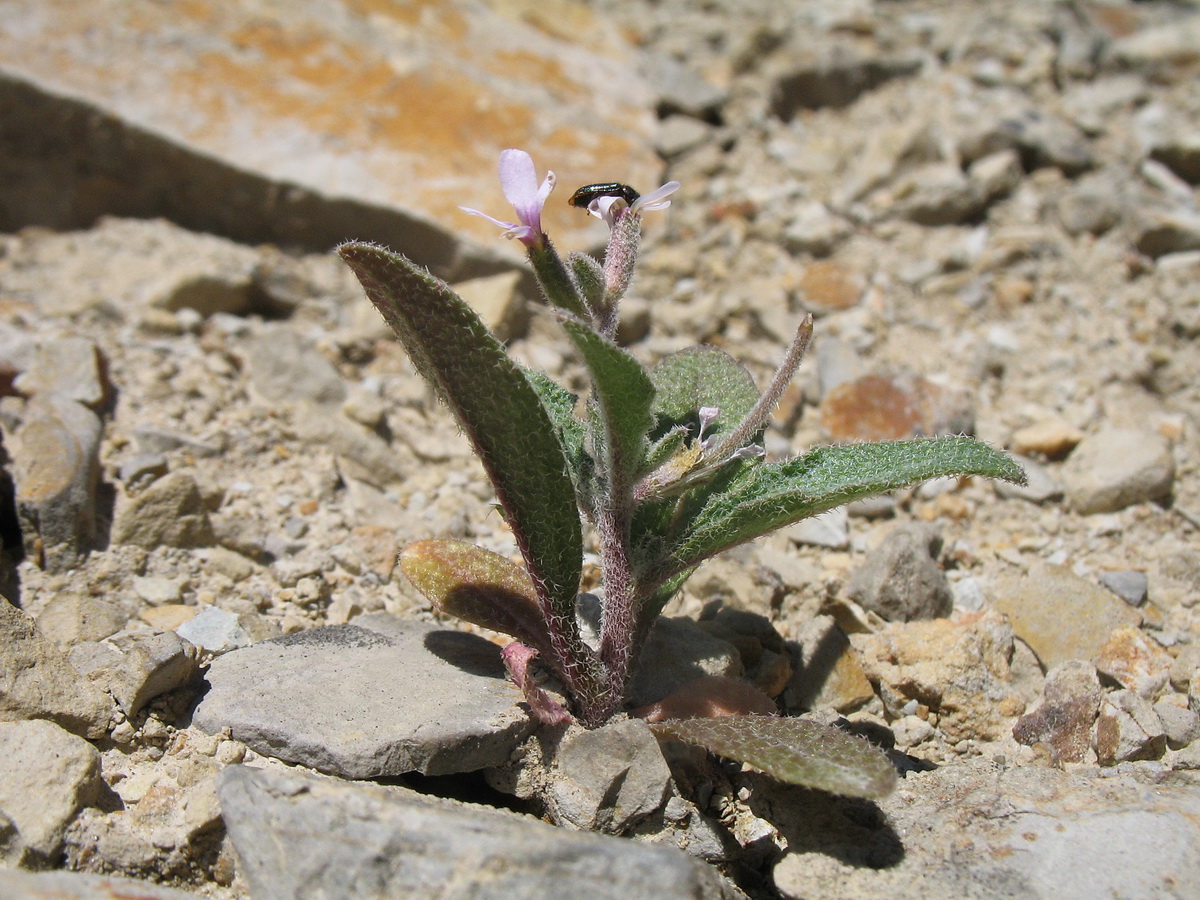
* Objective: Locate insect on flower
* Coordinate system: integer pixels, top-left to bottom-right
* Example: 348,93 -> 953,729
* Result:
568,182 -> 642,209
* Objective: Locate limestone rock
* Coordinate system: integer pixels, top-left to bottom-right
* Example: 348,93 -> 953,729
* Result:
13,337 -> 109,408
111,470 -> 215,549
784,615 -> 875,714
0,870 -> 203,899
846,522 -> 952,622
192,618 -> 534,778
0,719 -> 102,866
217,765 -> 743,900
1095,626 -> 1172,699
10,394 -> 102,571
0,601 -> 111,739
69,629 -> 199,717
546,718 -> 673,834
0,0 -> 661,271
1061,426 -> 1175,513
989,562 -> 1140,670
1095,689 -> 1166,764
852,610 -> 1024,742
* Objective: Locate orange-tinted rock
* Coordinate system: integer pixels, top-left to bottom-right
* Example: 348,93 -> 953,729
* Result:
1095,626 -> 1172,699
1012,660 -> 1101,763
796,261 -> 864,314
0,1 -> 661,273
819,373 -> 974,441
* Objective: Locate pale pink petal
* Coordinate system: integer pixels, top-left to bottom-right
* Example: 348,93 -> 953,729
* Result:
632,181 -> 681,212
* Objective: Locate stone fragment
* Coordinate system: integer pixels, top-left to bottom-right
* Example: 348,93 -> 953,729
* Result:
852,610 -> 1024,742
961,109 -> 1094,175
1155,701 -> 1200,750
451,271 -> 528,342
239,326 -> 347,408
786,507 -> 849,550
33,592 -> 130,648
218,766 -> 741,900
784,615 -> 875,714
132,575 -> 185,606
117,451 -> 169,488
1150,131 -> 1200,184
0,719 -> 102,866
989,562 -> 1140,670
547,719 -> 673,834
768,758 -> 1200,899
176,606 -> 250,654
68,629 -> 199,717
655,115 -> 711,158
884,162 -> 984,226
111,470 -> 215,549
1095,626 -> 1172,698
1061,426 -> 1175,513
770,49 -> 921,116
781,202 -> 851,256
1056,175 -> 1123,235
993,456 -> 1063,503
1132,209 -> 1200,258
1010,420 -> 1083,459
203,546 -> 260,583
192,618 -> 534,778
292,406 -> 409,488
1012,660 -> 1102,763
13,337 -> 109,408
819,373 -> 973,441
1109,16 -> 1200,71
1098,569 -> 1149,607
1095,689 -> 1166,764
10,394 -> 101,571
627,616 -> 743,709
0,601 -> 111,738
846,522 -> 951,622
0,870 -> 202,900
132,426 -> 224,458
0,2 -> 660,269
796,261 -> 863,314
968,149 -> 1023,205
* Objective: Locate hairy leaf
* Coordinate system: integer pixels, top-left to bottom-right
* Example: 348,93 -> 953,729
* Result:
560,319 -> 655,495
649,715 -> 897,798
400,539 -> 555,659
521,367 -> 593,512
650,346 -> 759,440
338,243 -> 582,621
664,437 -> 1025,577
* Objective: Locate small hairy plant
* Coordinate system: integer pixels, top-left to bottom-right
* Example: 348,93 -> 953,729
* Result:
339,149 -> 1024,799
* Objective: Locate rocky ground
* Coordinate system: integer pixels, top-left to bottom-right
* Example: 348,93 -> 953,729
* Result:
2,0 -> 1200,898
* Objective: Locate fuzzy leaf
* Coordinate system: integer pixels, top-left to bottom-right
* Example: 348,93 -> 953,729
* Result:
560,318 -> 655,494
649,715 -> 897,798
338,243 -> 582,620
650,346 -> 759,440
521,367 -> 593,510
664,437 -> 1025,577
400,539 -> 555,659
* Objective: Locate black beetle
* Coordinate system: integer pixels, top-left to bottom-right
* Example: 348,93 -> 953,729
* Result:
568,182 -> 641,209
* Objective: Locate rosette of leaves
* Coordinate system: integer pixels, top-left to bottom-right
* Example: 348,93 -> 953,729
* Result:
338,240 -> 1024,800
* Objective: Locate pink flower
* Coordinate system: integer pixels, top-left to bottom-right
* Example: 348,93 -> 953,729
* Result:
584,180 -> 681,228
460,149 -> 555,248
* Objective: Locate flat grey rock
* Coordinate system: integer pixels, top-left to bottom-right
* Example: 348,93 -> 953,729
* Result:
768,759 -> 1200,900
218,765 -> 743,900
0,869 -> 202,899
192,618 -> 535,778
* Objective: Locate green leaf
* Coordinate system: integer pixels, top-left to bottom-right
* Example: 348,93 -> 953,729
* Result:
521,367 -> 593,511
400,539 -> 555,659
664,437 -> 1025,577
648,715 -> 897,798
338,243 -> 582,621
560,318 -> 655,495
650,346 -> 760,441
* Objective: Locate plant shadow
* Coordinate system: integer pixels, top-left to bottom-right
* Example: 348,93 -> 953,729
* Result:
422,629 -> 507,679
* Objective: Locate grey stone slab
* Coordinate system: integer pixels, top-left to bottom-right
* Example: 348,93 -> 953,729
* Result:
0,869 -> 201,899
217,765 -> 744,900
192,619 -> 535,778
